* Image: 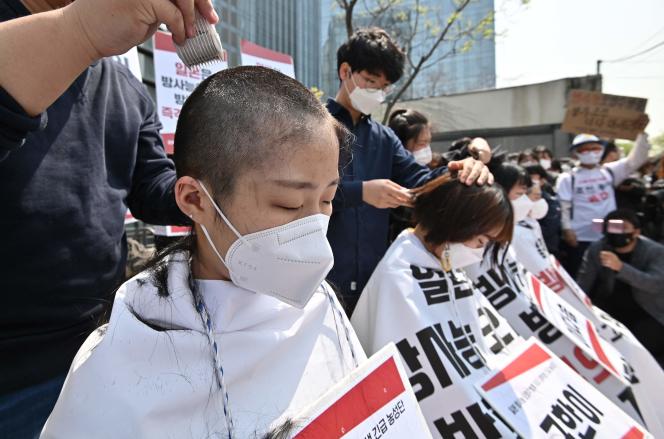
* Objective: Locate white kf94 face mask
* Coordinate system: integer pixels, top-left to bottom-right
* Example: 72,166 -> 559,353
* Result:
413,146 -> 433,166
577,150 -> 603,166
511,194 -> 534,223
197,181 -> 334,309
529,198 -> 549,220
345,70 -> 386,115
447,243 -> 485,269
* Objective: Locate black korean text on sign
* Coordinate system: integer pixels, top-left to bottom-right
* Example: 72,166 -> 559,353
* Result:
410,265 -> 473,305
539,384 -> 604,439
364,400 -> 407,439
433,401 -> 504,439
478,306 -> 515,354
519,304 -> 564,345
474,270 -> 518,311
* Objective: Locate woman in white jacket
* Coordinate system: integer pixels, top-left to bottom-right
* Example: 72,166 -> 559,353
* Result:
41,67 -> 365,439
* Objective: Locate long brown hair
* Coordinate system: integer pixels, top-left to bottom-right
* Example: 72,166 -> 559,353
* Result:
411,174 -> 513,264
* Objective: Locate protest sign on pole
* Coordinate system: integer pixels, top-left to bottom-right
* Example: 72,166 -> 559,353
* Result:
561,90 -> 648,140
240,40 -> 295,79
111,47 -> 142,81
153,30 -> 227,155
291,343 -> 432,438
476,338 -> 651,439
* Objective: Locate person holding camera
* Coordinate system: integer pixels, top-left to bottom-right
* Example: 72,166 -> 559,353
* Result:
577,209 -> 664,362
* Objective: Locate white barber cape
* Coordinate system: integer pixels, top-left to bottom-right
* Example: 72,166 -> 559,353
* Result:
351,230 -> 521,438
41,252 -> 365,439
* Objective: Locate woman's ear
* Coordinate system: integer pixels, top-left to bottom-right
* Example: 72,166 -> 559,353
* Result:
175,177 -> 207,224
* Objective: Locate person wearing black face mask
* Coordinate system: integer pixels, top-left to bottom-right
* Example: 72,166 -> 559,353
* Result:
578,209 -> 664,363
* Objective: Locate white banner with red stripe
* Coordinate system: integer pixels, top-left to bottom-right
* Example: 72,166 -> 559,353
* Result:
240,40 -> 295,79
291,343 -> 431,438
476,337 -> 651,439
511,218 -> 664,436
466,252 -> 645,426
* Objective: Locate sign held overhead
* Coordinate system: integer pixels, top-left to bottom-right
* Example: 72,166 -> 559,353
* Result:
561,90 -> 649,141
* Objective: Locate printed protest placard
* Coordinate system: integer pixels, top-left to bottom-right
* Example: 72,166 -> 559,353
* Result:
291,343 -> 432,438
476,338 -> 651,439
153,30 -> 227,155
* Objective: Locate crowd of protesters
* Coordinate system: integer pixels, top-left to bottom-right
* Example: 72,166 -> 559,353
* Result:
1,0 -> 663,437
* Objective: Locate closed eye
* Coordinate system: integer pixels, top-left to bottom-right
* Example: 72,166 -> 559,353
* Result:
279,205 -> 302,211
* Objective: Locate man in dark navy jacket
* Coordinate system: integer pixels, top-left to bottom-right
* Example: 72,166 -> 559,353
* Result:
327,28 -> 492,313
0,0 -> 217,436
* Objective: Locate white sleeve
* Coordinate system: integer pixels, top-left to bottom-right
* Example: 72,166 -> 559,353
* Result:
605,159 -> 631,186
605,133 -> 651,185
556,172 -> 573,202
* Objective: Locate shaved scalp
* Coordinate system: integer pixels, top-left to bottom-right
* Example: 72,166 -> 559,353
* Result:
174,66 -> 346,201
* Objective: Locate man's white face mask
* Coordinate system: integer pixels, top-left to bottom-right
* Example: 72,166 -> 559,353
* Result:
345,70 -> 386,115
577,150 -> 603,166
197,181 -> 335,309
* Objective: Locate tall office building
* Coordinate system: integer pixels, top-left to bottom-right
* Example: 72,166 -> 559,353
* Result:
320,0 -> 496,100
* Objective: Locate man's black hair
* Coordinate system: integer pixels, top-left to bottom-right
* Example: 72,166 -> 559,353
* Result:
533,145 -> 554,158
489,154 -> 532,192
337,27 -> 405,84
605,209 -> 642,230
525,164 -> 548,181
602,140 -> 619,162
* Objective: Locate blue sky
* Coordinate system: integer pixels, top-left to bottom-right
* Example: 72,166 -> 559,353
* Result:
495,0 -> 664,136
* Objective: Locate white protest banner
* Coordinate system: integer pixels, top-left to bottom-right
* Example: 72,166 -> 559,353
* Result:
111,47 -> 142,81
351,231 -> 521,438
476,338 -> 651,439
153,30 -> 227,155
511,219 -> 664,436
240,40 -> 295,79
290,343 -> 431,438
466,252 -> 644,425
513,218 -> 593,309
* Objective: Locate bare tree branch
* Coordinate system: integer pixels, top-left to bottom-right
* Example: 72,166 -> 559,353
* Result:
336,0 -> 359,37
381,0 -> 472,123
364,0 -> 402,28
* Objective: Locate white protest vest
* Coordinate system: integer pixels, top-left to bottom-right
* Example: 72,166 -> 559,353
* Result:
41,252 -> 365,439
511,218 -> 664,437
351,230 -> 522,438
